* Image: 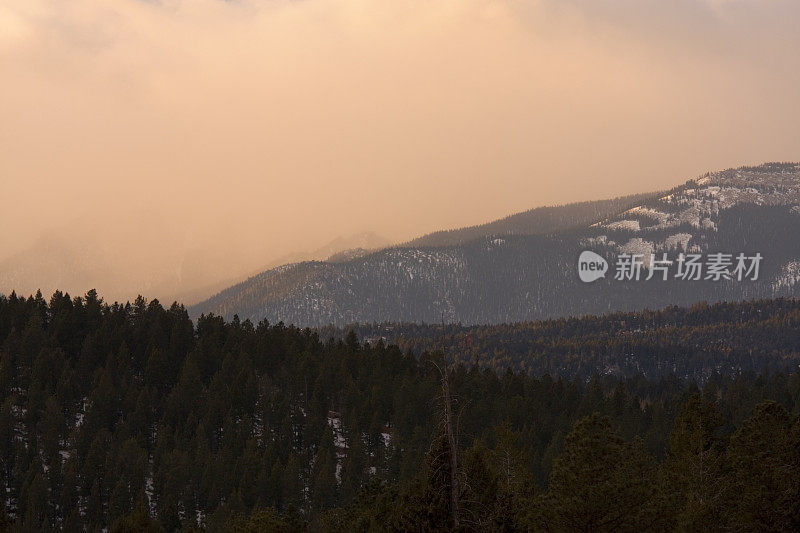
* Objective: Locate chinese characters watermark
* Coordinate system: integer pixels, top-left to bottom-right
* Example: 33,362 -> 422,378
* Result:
578,251 -> 762,283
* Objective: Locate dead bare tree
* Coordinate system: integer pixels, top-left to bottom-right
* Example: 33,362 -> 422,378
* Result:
439,315 -> 460,529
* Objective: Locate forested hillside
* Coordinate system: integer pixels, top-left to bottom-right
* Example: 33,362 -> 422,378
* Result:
320,298 -> 800,380
403,192 -> 661,247
1,291 -> 798,531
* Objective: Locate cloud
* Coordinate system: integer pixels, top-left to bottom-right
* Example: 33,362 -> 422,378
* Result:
1,0 -> 798,302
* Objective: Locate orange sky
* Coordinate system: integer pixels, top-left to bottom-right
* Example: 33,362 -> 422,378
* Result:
1,0 -> 799,302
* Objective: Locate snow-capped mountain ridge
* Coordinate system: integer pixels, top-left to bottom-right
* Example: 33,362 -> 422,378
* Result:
587,163 -> 800,260
604,163 -> 799,229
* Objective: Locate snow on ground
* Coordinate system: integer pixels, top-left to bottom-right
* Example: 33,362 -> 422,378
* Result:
662,233 -> 692,252
600,166 -> 800,238
700,217 -> 717,230
145,476 -> 154,507
626,206 -> 671,226
605,220 -> 640,231
582,235 -> 615,249
327,414 -> 347,449
335,453 -> 345,484
773,261 -> 800,292
618,238 -> 655,267
327,413 -> 347,485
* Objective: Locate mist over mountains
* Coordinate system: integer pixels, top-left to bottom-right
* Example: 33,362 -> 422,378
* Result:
0,229 -> 389,307
192,163 -> 800,326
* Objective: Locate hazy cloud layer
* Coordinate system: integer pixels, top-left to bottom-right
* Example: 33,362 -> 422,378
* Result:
1,0 -> 799,302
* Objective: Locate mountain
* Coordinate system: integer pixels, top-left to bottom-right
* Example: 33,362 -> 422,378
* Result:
192,163 -> 800,326
246,231 -> 391,270
403,191 -> 662,247
315,231 -> 391,260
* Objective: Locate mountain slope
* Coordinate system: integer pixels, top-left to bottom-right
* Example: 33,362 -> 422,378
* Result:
403,191 -> 661,247
192,163 -> 800,326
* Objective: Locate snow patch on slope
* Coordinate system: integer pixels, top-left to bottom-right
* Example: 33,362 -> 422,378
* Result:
606,220 -> 640,231
662,233 -> 692,252
619,238 -> 655,267
773,261 -> 800,292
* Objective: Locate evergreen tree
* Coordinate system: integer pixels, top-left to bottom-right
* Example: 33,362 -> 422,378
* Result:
110,499 -> 163,533
0,498 -> 12,533
489,423 -> 537,531
392,432 -> 454,531
659,394 -> 728,531
543,414 -> 658,532
726,401 -> 800,531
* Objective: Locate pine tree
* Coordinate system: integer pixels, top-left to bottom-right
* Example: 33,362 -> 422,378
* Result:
392,432 -> 453,531
490,423 -> 536,531
110,499 -> 163,533
20,469 -> 51,530
460,442 -> 501,530
0,497 -> 12,533
544,413 -> 657,532
310,427 -> 338,512
659,394 -> 728,531
224,507 -> 291,532
726,401 -> 800,531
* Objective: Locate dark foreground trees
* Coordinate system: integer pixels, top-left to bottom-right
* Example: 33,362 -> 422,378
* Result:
319,400 -> 799,532
725,401 -> 800,531
0,291 -> 799,531
537,414 -> 657,531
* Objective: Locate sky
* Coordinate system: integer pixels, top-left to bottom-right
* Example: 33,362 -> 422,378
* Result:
1,0 -> 799,303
